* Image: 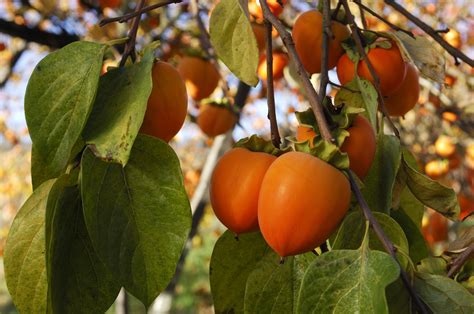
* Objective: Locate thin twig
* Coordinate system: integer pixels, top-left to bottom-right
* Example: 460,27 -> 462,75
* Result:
331,0 -> 343,20
262,17 -> 281,148
318,0 -> 332,104
447,243 -> 474,278
259,0 -> 334,142
329,80 -> 360,93
119,0 -> 146,66
353,0 -> 414,38
347,171 -> 429,314
341,0 -> 400,138
358,4 -> 368,29
384,0 -> 474,66
100,0 -> 182,27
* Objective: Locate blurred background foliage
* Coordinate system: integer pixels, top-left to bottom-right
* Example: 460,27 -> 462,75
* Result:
0,0 -> 473,313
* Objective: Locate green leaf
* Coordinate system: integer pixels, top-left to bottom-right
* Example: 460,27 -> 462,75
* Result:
334,78 -> 378,130
81,134 -> 191,307
25,41 -> 106,182
391,209 -> 429,264
399,187 -> 424,229
45,175 -> 120,313
244,253 -> 314,314
401,150 -> 459,220
386,278 -> 412,314
209,0 -> 259,86
297,241 -> 399,313
362,134 -> 401,213
332,211 -> 410,269
417,257 -> 447,275
82,50 -> 154,165
4,179 -> 56,313
414,272 -> 474,313
235,134 -> 291,156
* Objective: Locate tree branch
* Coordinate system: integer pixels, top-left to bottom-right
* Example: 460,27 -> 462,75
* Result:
0,18 -> 79,48
120,0 -> 146,66
347,171 -> 429,314
384,0 -> 474,66
447,243 -> 474,278
318,0 -> 332,104
259,0 -> 334,142
340,0 -> 400,138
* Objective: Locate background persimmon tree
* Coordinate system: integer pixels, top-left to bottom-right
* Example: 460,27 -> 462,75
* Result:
0,0 -> 473,313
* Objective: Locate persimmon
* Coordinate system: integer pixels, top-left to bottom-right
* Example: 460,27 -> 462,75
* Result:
383,63 -> 420,116
177,56 -> 220,101
252,24 -> 266,51
210,148 -> 276,234
248,0 -> 286,22
424,160 -> 449,179
435,136 -> 456,158
337,41 -> 407,96
296,115 -> 376,179
443,29 -> 462,49
140,61 -> 188,142
197,103 -> 237,137
98,0 -> 121,9
257,52 -> 288,81
442,111 -> 458,123
293,10 -> 350,74
459,194 -> 474,220
258,151 -> 351,256
422,209 -> 448,245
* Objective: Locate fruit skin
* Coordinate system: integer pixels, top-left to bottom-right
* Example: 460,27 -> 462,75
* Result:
435,136 -> 456,158
296,115 -> 376,179
422,209 -> 448,245
293,10 -> 350,74
258,151 -> 351,257
424,160 -> 449,179
177,56 -> 220,101
98,0 -> 121,9
140,61 -> 188,142
337,42 -> 407,96
340,115 -> 376,179
257,52 -> 288,81
252,24 -> 266,51
197,104 -> 237,137
384,63 -> 420,116
249,0 -> 286,21
210,148 -> 276,234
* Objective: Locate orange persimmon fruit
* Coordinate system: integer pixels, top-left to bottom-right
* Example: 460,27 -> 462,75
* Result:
177,56 -> 220,101
197,103 -> 237,137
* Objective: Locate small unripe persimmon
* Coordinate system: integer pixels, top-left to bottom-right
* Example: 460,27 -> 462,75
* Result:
140,61 -> 188,142
197,104 -> 237,137
384,63 -> 420,116
257,52 -> 288,81
210,148 -> 276,234
337,42 -> 407,96
293,10 -> 350,74
177,56 -> 220,101
258,151 -> 351,257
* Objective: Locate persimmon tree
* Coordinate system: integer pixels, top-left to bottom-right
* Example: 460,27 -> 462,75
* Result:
1,0 -> 474,313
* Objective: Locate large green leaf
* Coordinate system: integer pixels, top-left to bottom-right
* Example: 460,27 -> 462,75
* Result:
332,211 -> 409,268
414,272 -> 474,313
4,179 -> 55,313
362,133 -> 401,213
401,150 -> 459,219
297,236 -> 399,313
386,278 -> 411,314
81,134 -> 191,307
25,41 -> 106,182
399,187 -> 424,229
209,0 -> 259,86
45,175 -> 120,313
82,51 -> 153,166
391,209 -> 428,264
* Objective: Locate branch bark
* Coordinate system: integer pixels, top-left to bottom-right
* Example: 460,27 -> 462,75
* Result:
119,0 -> 146,66
447,243 -> 474,278
318,0 -> 332,104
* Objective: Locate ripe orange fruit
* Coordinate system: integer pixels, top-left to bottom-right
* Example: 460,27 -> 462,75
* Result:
177,56 -> 220,101
384,63 -> 420,116
458,194 -> 474,220
140,61 -> 188,142
258,151 -> 351,256
424,160 -> 449,179
422,209 -> 448,245
248,0 -> 286,22
435,136 -> 456,158
337,42 -> 407,96
293,10 -> 350,74
197,104 -> 237,137
252,24 -> 266,51
98,0 -> 121,9
210,148 -> 276,234
443,29 -> 462,49
257,52 -> 288,81
442,111 -> 458,123
296,115 -> 376,179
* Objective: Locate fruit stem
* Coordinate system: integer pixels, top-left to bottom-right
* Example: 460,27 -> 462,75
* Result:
340,0 -> 400,138
318,0 -> 332,105
263,19 -> 281,148
258,0 -> 335,143
119,0 -> 147,66
384,0 -> 474,66
347,170 -> 429,314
